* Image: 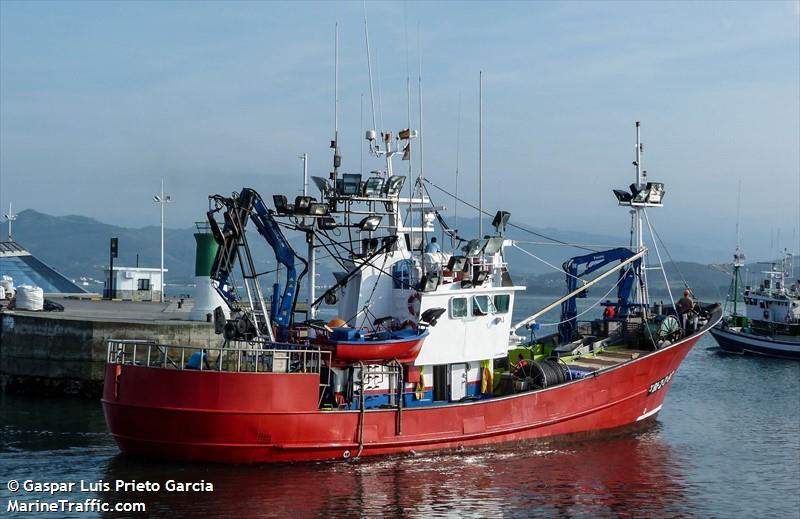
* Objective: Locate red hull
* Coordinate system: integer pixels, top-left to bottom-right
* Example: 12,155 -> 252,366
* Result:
102,334 -> 702,463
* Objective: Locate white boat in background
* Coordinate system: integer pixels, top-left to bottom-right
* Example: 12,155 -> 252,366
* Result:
711,250 -> 800,360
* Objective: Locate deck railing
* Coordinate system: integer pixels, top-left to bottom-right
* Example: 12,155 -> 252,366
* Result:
106,339 -> 329,374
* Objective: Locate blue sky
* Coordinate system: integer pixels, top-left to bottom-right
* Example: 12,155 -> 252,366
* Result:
1,1 -> 798,261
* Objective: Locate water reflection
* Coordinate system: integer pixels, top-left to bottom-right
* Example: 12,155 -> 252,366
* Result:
102,425 -> 692,518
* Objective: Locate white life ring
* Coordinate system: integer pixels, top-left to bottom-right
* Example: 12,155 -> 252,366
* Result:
407,292 -> 422,318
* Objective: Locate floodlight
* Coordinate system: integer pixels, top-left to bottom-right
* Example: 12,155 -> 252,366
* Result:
407,233 -> 424,251
273,195 -> 291,214
358,215 -> 382,232
318,216 -> 338,230
206,213 -> 225,245
491,211 -> 511,234
466,239 -> 488,257
421,272 -> 441,292
364,177 -> 385,197
365,130 -> 377,141
644,182 -> 665,204
630,181 -> 665,205
483,236 -> 504,255
446,255 -> 468,273
342,174 -> 362,196
613,189 -> 632,204
308,202 -> 329,216
420,307 -> 446,328
383,175 -> 406,197
472,270 -> 489,286
361,237 -> 379,255
294,196 -> 314,215
311,176 -> 331,194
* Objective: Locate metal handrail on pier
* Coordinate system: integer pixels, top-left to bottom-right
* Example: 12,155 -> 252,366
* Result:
106,339 -> 329,375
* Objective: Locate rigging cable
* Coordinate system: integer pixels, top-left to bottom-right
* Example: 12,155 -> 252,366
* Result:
642,208 -> 677,313
644,209 -> 690,291
421,177 -> 598,252
535,271 -> 627,327
511,243 -> 584,283
314,230 -> 411,295
352,252 -> 390,329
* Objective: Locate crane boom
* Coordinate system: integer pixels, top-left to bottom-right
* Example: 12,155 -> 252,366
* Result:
207,188 -> 307,342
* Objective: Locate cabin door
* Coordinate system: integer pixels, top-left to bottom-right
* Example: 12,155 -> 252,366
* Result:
433,365 -> 448,402
450,364 -> 467,401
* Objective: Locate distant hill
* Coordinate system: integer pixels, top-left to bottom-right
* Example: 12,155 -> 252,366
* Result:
11,209 -> 198,284
517,260 -> 732,302
10,209 -> 312,287
6,209 -> 785,300
519,257 -> 800,303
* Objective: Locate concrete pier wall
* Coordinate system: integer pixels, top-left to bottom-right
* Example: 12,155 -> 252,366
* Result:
0,310 -> 218,397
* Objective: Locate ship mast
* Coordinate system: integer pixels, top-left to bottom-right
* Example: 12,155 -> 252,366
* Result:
308,22 -> 341,321
732,180 -> 745,318
478,71 -> 483,239
302,152 -> 316,319
613,122 -> 666,317
633,121 -> 648,310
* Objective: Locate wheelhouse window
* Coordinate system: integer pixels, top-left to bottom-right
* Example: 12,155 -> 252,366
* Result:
472,295 -> 496,316
494,294 -> 510,314
450,297 -> 468,318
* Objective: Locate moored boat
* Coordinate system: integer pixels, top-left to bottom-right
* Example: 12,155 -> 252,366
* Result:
710,249 -> 800,359
102,122 -> 721,463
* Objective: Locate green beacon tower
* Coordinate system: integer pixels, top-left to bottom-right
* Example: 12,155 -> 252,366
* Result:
188,221 -> 228,321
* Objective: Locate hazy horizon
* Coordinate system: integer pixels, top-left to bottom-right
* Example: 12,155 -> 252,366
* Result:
2,1 -> 799,260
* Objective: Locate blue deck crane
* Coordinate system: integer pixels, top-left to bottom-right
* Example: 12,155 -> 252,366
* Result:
559,247 -> 642,344
207,188 -> 307,342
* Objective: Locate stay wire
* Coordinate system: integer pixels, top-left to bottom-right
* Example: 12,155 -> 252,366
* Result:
511,243 -> 583,282
351,252 -> 390,328
422,177 -> 597,252
641,208 -> 677,313
537,271 -> 627,327
645,210 -> 690,291
316,230 -> 410,289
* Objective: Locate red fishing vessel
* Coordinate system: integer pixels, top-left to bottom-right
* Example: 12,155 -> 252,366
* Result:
102,121 -> 721,463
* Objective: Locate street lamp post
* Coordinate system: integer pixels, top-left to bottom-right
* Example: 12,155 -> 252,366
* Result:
2,202 -> 17,241
152,180 -> 171,303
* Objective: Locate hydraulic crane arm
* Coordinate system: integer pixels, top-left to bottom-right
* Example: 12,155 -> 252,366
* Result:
207,188 -> 307,342
558,247 -> 643,343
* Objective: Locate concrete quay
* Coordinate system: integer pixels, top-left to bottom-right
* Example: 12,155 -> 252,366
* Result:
0,297 -> 219,397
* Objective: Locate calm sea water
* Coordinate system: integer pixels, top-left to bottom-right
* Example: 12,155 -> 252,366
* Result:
1,295 -> 799,518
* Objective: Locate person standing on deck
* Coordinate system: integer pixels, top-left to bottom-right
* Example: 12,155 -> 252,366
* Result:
603,301 -> 616,319
425,237 -> 441,253
677,289 -> 694,314
677,289 -> 695,331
